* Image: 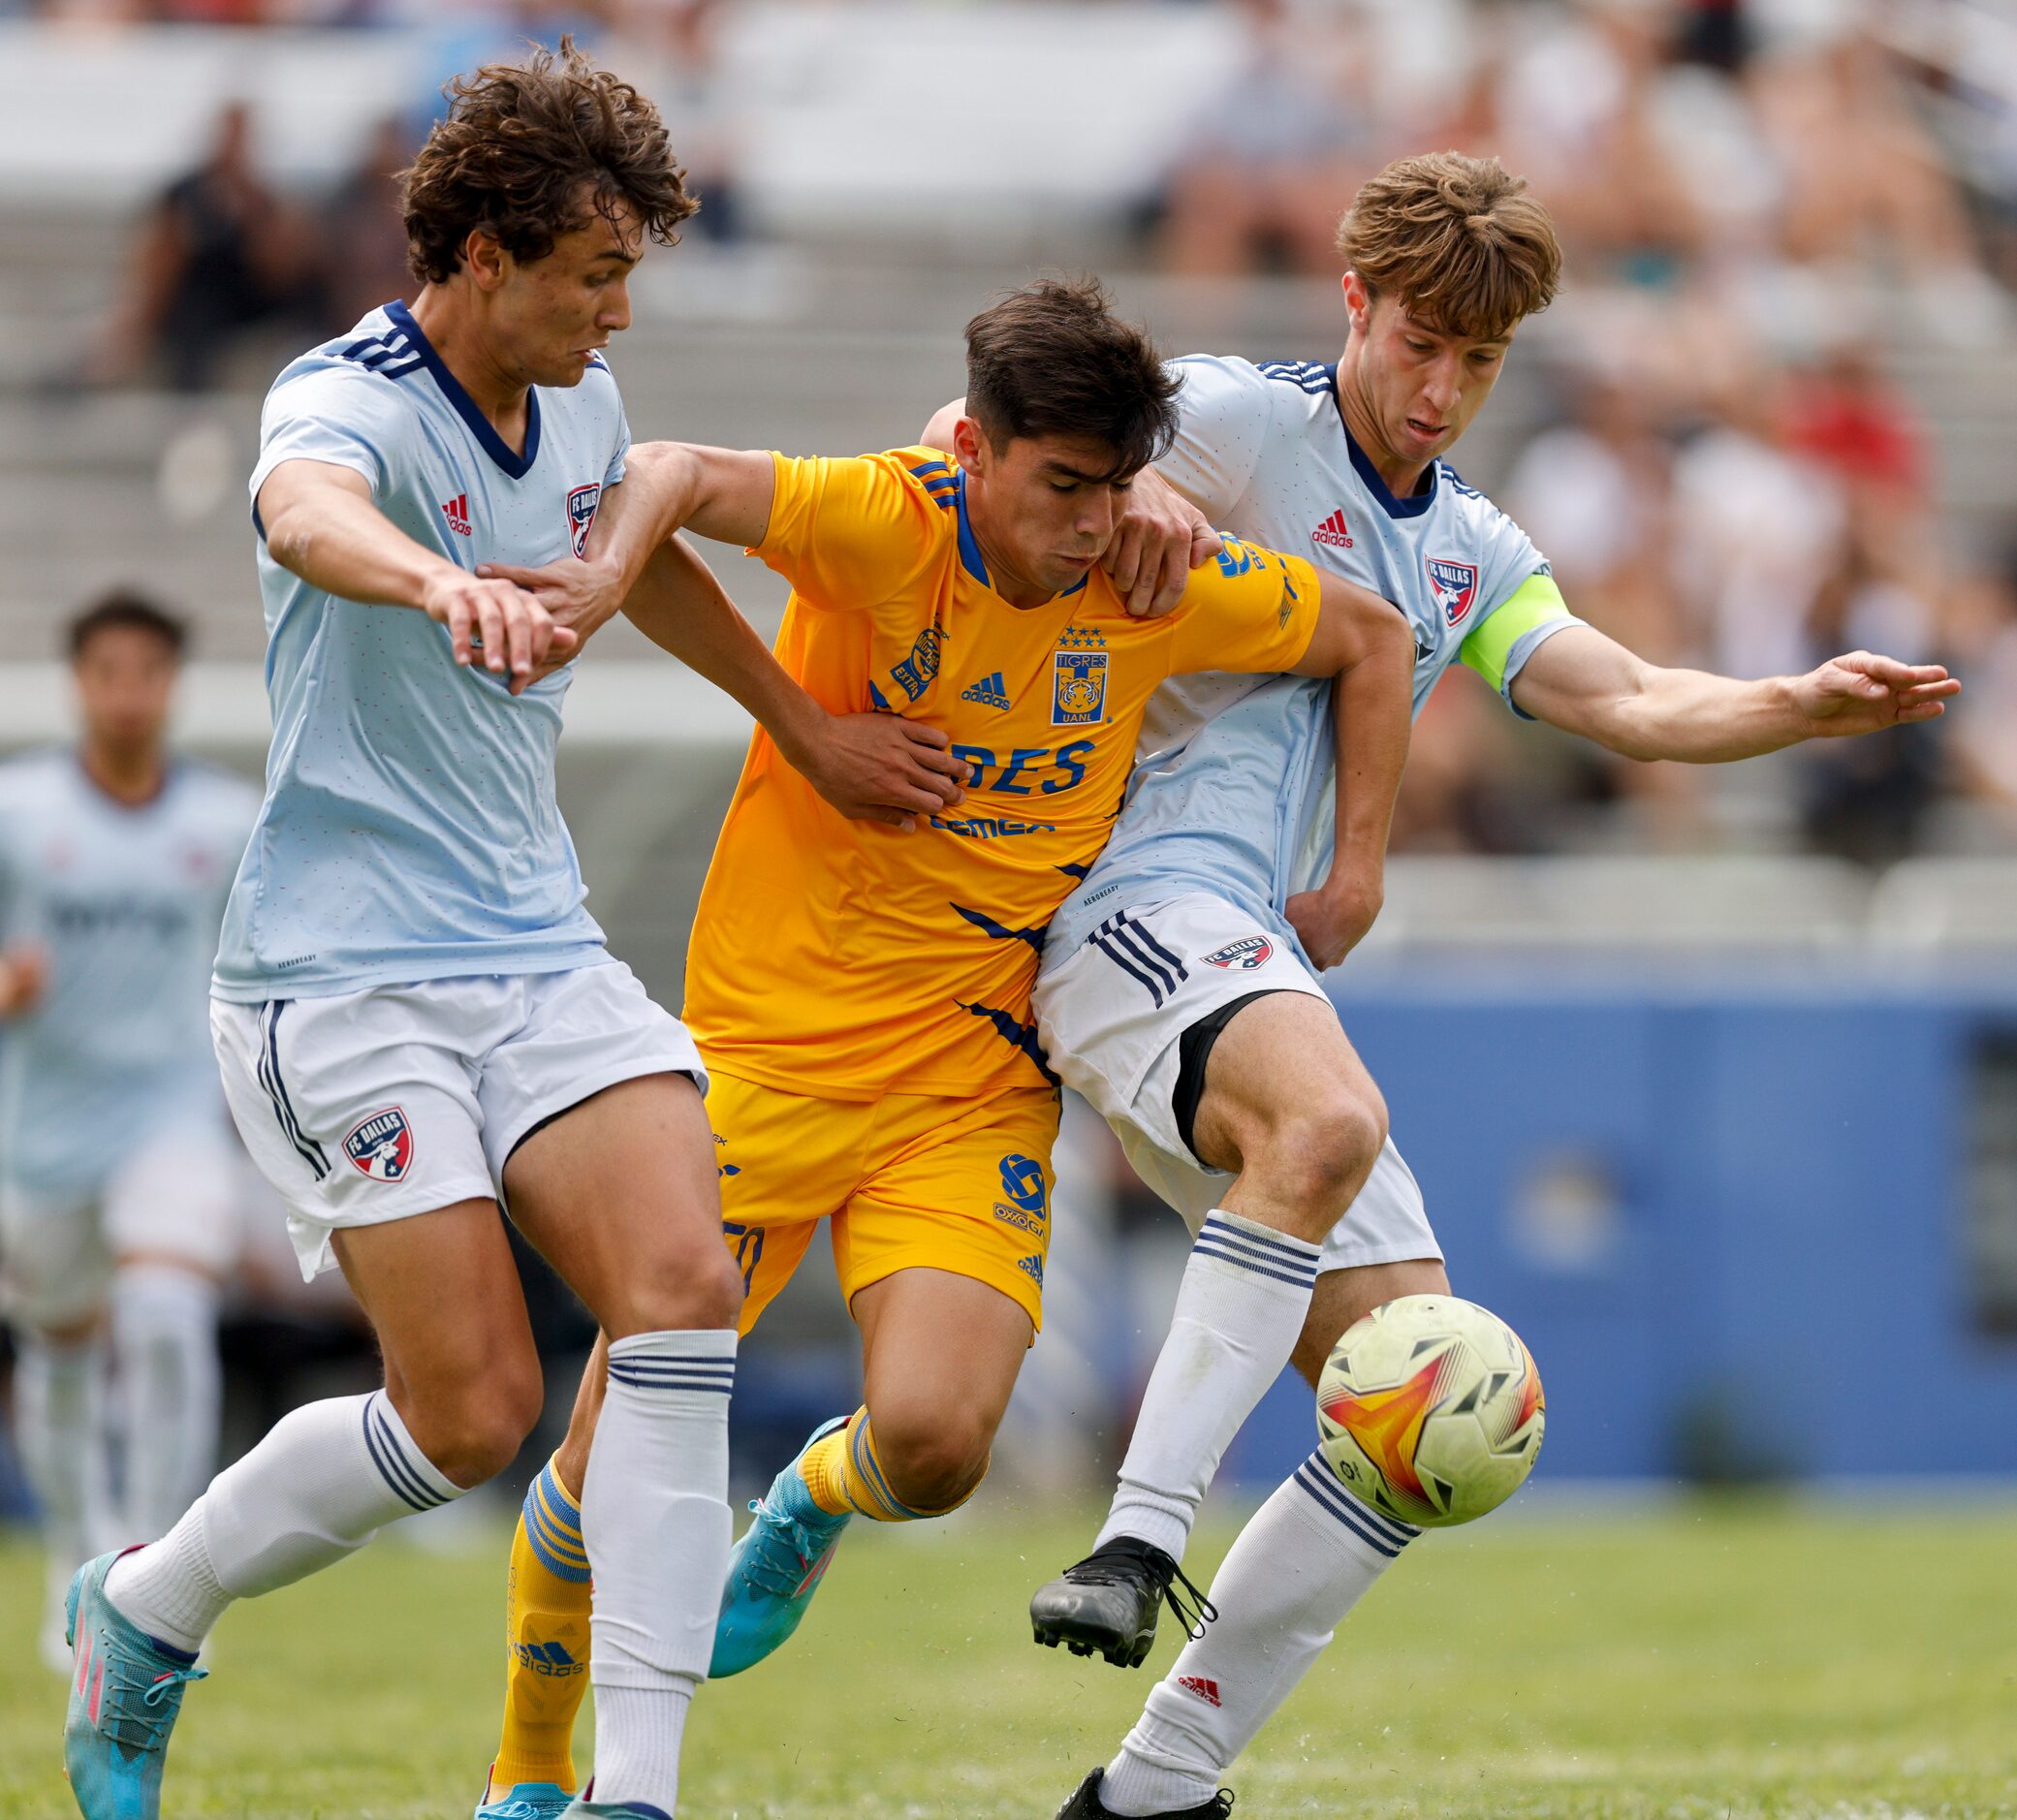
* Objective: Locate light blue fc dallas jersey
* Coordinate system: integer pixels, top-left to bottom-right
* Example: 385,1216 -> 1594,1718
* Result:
1050,354 -> 1582,963
213,300 -> 628,1002
0,752 -> 258,1195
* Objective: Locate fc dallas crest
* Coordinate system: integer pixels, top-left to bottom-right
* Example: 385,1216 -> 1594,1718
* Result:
1425,556 -> 1478,627
344,1107 -> 413,1182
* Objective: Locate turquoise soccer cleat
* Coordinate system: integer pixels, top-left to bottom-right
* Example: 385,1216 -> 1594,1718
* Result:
475,1776 -> 575,1819
62,1549 -> 207,1820
709,1417 -> 852,1679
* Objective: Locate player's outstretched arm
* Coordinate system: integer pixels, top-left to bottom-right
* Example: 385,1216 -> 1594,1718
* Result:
257,459 -> 573,693
617,534 -> 966,831
1509,623 -> 1960,762
1283,574 -> 1417,968
477,439 -> 782,662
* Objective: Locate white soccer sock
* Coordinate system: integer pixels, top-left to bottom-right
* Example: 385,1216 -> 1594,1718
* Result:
583,1329 -> 737,1811
14,1333 -> 112,1575
1100,1451 -> 1418,1817
110,1263 -> 223,1540
105,1389 -> 463,1654
1097,1211 -> 1322,1563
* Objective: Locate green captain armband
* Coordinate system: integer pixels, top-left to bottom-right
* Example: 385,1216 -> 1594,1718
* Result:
1459,570 -> 1579,715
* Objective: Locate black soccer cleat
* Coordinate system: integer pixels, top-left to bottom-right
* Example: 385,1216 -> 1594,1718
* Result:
1029,1536 -> 1217,1669
1054,1768 -> 1234,1819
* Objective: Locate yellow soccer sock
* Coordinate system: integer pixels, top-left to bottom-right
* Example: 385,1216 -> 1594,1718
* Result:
800,1406 -> 983,1522
490,1456 -> 592,1794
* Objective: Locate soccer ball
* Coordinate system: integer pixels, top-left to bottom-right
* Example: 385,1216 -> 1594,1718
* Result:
1315,1295 -> 1544,1528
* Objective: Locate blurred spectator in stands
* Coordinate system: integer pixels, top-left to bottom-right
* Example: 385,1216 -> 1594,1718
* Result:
1946,546 -> 2017,831
78,101 -> 324,392
319,115 -> 419,329
1745,23 -> 2006,343
1671,364 -> 1846,686
1796,531 -> 1949,865
1441,0 -> 1705,283
1152,0 -> 1383,277
614,0 -> 749,243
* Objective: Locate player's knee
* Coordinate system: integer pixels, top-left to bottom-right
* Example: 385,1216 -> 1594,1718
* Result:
1251,1088 -> 1387,1232
403,1361 -> 544,1489
870,1405 -> 993,1515
604,1244 -> 744,1338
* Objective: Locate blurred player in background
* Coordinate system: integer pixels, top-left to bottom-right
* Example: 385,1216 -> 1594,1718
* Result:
55,42 -> 961,1820
921,155 -> 1955,1820
467,276 -> 1416,1818
0,591 -> 258,1673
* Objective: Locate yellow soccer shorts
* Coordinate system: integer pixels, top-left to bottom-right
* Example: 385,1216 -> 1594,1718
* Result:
708,1068 -> 1061,1335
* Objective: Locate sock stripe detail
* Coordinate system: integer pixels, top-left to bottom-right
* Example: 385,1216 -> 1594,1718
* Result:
1292,1456 -> 1419,1555
521,1466 -> 591,1582
1189,1237 -> 1318,1289
525,1505 -> 592,1583
1198,1211 -> 1323,1266
535,1461 -> 583,1529
362,1394 -> 448,1513
606,1360 -> 736,1395
849,1418 -> 930,1522
1296,1452 -> 1420,1545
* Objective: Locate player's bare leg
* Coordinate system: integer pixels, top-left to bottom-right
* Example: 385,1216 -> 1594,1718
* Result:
1076,1255 -> 1446,1820
1034,991 -> 1390,1665
709,1266 -> 1032,1678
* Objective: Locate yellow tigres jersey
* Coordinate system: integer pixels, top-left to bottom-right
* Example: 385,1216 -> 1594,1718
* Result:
683,448 -> 1319,1099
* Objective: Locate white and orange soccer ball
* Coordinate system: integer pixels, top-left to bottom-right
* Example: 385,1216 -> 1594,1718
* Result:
1315,1294 -> 1545,1528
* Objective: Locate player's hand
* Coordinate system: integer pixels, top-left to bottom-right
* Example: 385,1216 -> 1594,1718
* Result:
476,555 -> 626,657
1284,879 -> 1383,973
798,712 -> 968,831
0,943 -> 48,1016
1790,651 -> 1960,737
420,570 -> 578,694
1104,468 -> 1222,618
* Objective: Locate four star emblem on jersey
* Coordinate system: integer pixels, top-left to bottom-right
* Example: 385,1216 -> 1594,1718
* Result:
566,483 -> 602,559
343,1106 -> 414,1182
1426,556 -> 1478,626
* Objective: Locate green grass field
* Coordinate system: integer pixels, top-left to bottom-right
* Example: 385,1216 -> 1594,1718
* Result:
5,1499 -> 2015,1819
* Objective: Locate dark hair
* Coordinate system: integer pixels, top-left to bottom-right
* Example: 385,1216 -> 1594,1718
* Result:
964,278 -> 1181,481
67,589 -> 188,662
401,37 -> 697,286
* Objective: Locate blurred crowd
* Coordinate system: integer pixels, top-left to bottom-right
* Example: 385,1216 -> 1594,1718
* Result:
13,0 -> 2017,861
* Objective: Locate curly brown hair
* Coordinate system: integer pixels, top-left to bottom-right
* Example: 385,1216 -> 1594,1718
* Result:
401,37 -> 697,286
1337,152 -> 1560,340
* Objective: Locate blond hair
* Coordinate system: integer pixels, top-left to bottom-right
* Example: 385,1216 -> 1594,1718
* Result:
1336,152 -> 1560,340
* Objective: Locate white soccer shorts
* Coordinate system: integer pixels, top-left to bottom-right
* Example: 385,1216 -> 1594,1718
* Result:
0,1112 -> 246,1330
211,959 -> 706,1281
1034,891 -> 1440,1273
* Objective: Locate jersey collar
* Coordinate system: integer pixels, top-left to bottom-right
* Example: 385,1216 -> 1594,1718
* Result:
384,299 -> 543,481
954,471 -> 1088,600
1323,363 -> 1436,519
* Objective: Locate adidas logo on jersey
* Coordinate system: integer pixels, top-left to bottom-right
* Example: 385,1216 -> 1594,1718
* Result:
441,493 -> 472,538
961,671 -> 1011,709
1311,508 -> 1353,549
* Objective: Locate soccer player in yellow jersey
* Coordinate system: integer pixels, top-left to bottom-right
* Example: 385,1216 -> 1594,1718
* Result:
470,278 -> 1416,1814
